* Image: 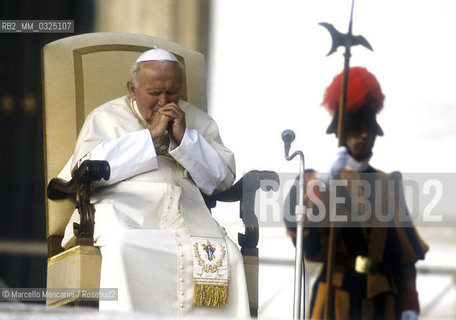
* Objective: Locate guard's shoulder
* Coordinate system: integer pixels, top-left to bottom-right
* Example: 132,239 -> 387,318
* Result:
288,169 -> 318,184
372,167 -> 403,181
305,168 -> 317,176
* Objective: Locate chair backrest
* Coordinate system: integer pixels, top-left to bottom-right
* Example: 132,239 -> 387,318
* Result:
42,32 -> 207,242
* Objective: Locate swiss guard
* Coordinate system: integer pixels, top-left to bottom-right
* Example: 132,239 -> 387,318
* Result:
285,67 -> 429,320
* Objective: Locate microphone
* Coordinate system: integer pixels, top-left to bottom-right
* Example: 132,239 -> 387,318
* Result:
281,129 -> 295,143
281,129 -> 295,158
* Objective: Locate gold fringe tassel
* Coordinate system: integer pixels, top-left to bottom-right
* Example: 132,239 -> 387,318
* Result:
193,283 -> 229,307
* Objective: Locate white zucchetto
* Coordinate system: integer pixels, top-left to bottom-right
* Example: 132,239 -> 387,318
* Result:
136,48 -> 178,63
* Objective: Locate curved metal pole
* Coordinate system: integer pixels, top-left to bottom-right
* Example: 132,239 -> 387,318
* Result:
282,130 -> 306,319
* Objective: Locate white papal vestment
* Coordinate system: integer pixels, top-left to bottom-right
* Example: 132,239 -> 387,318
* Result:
60,95 -> 250,318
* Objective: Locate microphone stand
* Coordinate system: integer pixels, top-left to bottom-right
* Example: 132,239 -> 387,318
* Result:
282,130 -> 306,320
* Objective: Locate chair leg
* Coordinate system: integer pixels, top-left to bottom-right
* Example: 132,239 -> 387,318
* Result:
243,252 -> 259,317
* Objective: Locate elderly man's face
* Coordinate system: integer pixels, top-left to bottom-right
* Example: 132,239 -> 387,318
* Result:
127,60 -> 183,123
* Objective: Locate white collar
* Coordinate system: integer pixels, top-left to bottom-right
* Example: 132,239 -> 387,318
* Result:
129,98 -> 149,128
345,153 -> 371,172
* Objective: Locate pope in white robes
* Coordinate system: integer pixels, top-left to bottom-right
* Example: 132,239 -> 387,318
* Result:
60,48 -> 250,318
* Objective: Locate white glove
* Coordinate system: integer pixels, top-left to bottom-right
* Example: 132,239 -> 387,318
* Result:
401,310 -> 418,320
330,146 -> 349,178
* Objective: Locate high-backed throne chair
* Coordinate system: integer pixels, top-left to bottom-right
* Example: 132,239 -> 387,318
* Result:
42,32 -> 279,316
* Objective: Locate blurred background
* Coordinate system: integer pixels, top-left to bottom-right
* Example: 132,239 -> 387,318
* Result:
0,0 -> 454,318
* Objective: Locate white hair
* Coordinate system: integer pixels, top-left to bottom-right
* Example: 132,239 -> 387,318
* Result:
130,60 -> 185,88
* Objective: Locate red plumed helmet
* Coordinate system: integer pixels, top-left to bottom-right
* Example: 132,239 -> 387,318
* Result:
322,66 -> 385,115
322,67 -> 385,136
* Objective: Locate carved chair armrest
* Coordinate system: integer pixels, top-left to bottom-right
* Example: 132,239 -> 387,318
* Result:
48,160 -> 110,199
203,170 -> 280,255
47,160 -> 110,246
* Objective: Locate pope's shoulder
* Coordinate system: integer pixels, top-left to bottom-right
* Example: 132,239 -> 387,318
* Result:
83,95 -> 213,125
87,96 -> 207,115
178,100 -> 209,116
81,96 -> 137,127
89,95 -> 130,115
177,100 -> 215,125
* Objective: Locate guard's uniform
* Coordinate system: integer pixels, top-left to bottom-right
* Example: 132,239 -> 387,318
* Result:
285,67 -> 428,319
287,167 -> 428,319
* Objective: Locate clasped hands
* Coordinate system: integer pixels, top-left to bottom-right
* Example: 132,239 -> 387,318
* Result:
149,103 -> 186,144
